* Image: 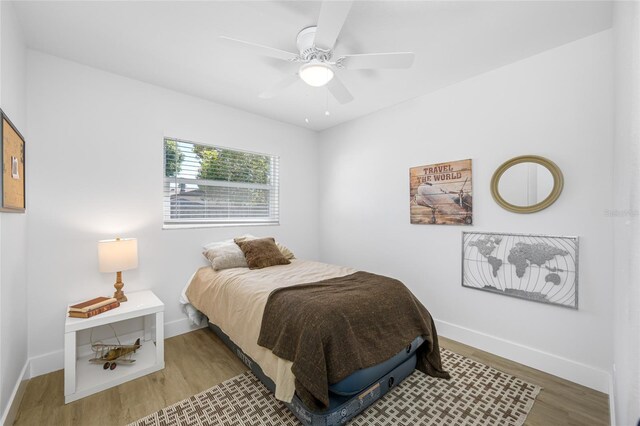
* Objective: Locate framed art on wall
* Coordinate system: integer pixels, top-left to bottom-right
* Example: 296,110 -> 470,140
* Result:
0,110 -> 26,212
462,231 -> 579,309
410,159 -> 472,225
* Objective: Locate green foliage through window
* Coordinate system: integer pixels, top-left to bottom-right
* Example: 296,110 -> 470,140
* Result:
163,138 -> 279,227
164,139 -> 184,177
193,145 -> 270,184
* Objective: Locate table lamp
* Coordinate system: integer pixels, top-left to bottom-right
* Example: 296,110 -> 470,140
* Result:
98,237 -> 138,302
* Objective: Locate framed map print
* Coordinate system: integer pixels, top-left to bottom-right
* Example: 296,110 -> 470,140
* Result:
462,231 -> 578,309
1,110 -> 25,212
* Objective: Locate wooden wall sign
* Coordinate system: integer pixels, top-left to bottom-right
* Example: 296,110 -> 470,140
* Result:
1,110 -> 25,212
410,159 -> 472,225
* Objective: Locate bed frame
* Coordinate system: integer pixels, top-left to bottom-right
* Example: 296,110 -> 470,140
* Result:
209,322 -> 421,425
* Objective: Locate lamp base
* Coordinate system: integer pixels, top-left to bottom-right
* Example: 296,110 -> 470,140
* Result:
114,271 -> 127,302
113,290 -> 128,303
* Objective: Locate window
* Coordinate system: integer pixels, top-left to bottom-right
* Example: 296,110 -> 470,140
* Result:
163,138 -> 279,227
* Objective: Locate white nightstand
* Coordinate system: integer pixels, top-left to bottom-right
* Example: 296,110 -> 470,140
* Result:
64,290 -> 165,404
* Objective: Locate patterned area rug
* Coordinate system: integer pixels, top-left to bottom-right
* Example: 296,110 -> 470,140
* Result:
130,349 -> 541,426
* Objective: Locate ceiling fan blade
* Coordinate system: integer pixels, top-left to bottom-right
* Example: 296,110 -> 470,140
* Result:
314,0 -> 354,50
327,75 -> 354,104
339,52 -> 415,70
219,36 -> 299,62
258,74 -> 299,99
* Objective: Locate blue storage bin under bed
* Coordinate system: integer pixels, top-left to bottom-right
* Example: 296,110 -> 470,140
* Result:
209,322 -> 424,426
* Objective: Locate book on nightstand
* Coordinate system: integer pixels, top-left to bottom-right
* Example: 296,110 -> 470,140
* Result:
69,296 -> 117,313
68,300 -> 120,318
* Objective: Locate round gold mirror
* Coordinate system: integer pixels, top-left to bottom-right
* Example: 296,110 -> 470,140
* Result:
491,155 -> 563,213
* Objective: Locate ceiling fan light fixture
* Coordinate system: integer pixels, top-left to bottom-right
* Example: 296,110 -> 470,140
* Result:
299,61 -> 334,87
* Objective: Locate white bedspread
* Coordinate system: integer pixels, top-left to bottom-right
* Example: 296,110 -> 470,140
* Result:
184,259 -> 355,402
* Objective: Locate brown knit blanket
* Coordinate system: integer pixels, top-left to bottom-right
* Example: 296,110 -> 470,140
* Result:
257,271 -> 450,410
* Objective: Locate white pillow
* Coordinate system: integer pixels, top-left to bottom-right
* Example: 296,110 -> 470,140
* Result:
211,253 -> 248,271
202,242 -> 247,270
202,235 -> 256,251
202,239 -> 234,251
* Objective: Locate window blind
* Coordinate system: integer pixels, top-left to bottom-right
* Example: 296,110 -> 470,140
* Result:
163,138 -> 279,227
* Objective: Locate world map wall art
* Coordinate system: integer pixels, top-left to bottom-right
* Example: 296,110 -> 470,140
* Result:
462,231 -> 579,309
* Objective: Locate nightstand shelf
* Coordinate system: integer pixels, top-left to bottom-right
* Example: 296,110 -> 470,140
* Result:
64,290 -> 165,404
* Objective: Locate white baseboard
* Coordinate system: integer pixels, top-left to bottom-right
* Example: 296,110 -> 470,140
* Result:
609,373 -> 616,426
435,319 -> 611,394
1,359 -> 29,426
164,317 -> 207,338
29,316 -> 205,379
29,348 -> 64,378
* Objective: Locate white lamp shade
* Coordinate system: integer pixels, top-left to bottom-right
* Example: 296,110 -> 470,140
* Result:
299,61 -> 334,87
98,238 -> 138,273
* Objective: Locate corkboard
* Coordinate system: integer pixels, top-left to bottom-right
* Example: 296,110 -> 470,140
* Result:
2,114 -> 25,212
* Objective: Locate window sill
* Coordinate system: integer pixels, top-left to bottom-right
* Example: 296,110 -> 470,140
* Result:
162,222 -> 280,230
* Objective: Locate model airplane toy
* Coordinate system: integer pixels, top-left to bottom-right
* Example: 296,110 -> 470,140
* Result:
90,337 -> 142,370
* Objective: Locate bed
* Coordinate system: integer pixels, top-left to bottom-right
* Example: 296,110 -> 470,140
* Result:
182,257 -> 448,425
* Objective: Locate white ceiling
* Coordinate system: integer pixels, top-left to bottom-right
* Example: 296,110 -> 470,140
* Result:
13,1 -> 612,131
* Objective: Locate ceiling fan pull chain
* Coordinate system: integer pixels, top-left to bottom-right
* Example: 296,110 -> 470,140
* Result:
325,85 -> 330,117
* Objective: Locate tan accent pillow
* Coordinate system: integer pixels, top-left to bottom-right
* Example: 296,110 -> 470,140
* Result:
234,237 -> 291,270
276,242 -> 295,260
234,235 -> 295,260
232,235 -> 256,243
202,242 -> 248,270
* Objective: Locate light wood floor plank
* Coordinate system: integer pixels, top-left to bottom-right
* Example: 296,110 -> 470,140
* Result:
13,329 -> 608,425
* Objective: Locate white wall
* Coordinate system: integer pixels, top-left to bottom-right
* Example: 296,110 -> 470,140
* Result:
319,31 -> 613,392
612,3 -> 640,425
0,1 -> 28,422
25,51 -> 320,374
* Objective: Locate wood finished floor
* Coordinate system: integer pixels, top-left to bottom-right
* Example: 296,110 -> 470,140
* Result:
14,329 -> 609,425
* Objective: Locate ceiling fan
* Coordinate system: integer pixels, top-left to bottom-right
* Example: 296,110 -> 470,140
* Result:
220,1 -> 415,104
